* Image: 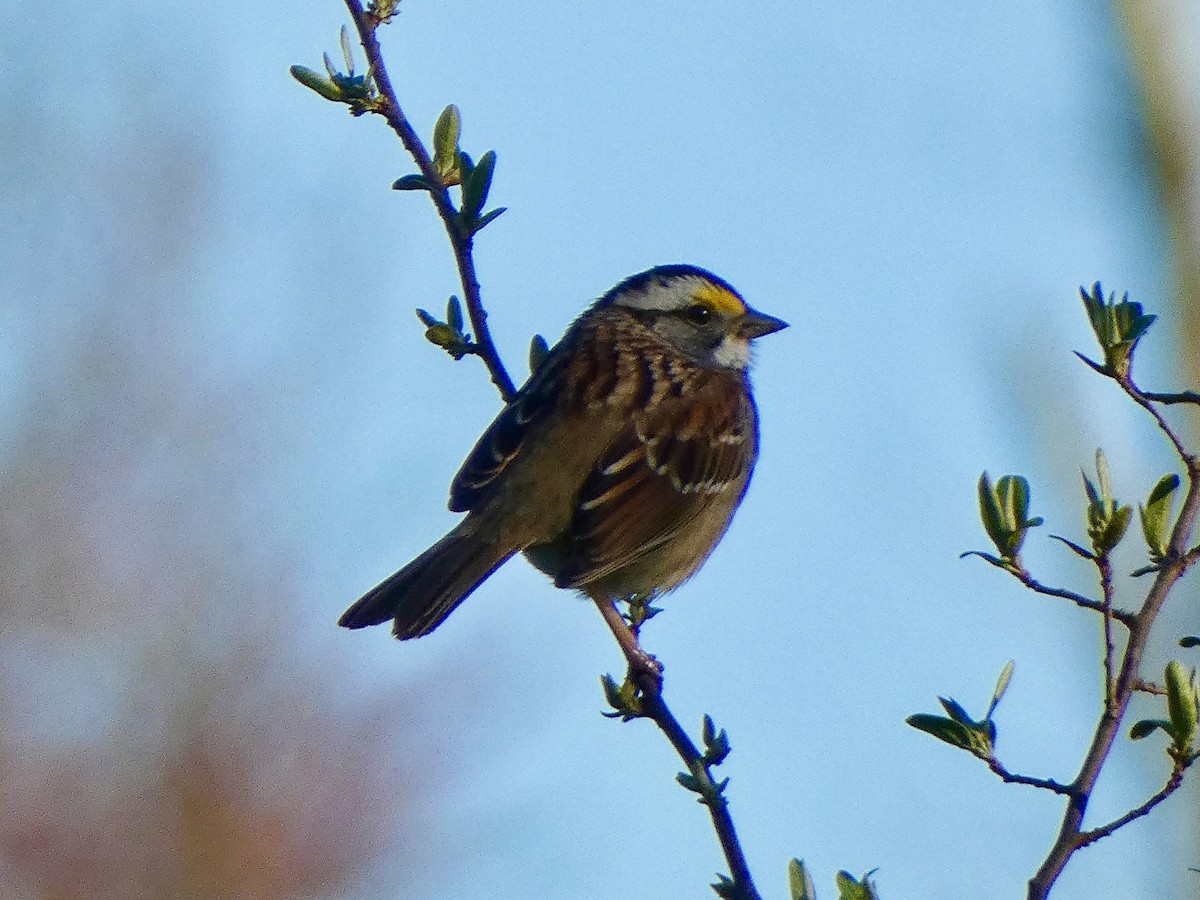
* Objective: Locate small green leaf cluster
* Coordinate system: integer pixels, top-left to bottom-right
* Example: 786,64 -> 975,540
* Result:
906,662 -> 1013,761
701,714 -> 732,766
365,0 -> 399,25
677,766 -> 729,804
393,105 -> 507,238
677,719 -> 732,809
600,672 -> 644,721
1081,449 -> 1132,557
968,453 -> 1181,575
1078,282 -> 1156,379
624,594 -> 663,632
290,26 -> 379,115
787,860 -> 881,900
964,474 -> 1042,568
1131,661 -> 1200,762
1133,474 -> 1181,575
415,297 -> 471,359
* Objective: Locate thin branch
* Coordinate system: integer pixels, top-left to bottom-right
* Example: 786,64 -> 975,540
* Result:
343,0 -> 517,402
1076,759 -> 1191,849
635,679 -> 763,900
1119,374 -> 1197,468
1097,555 -> 1117,712
1140,388 -> 1200,405
987,758 -> 1076,796
334,9 -> 760,896
1028,460 -> 1200,900
1011,567 -> 1137,628
1134,679 -> 1167,696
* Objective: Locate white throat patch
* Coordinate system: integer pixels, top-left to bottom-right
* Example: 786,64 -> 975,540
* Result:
713,335 -> 752,370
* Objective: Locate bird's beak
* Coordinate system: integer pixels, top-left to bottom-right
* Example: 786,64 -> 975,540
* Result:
739,307 -> 789,339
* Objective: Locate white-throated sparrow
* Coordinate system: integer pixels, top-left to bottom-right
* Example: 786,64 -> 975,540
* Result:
340,265 -> 786,670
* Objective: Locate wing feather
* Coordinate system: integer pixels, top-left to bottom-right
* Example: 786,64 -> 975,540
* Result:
555,378 -> 756,588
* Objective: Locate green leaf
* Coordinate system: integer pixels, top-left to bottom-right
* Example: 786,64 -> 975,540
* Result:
433,104 -> 461,165
976,474 -> 1040,557
835,870 -> 880,900
415,308 -> 439,328
1083,450 -> 1130,555
392,174 -> 432,191
1165,660 -> 1198,751
702,715 -> 732,766
987,660 -> 1014,719
1079,283 -> 1156,377
1181,636 -> 1200,649
528,334 -> 549,374
339,24 -> 356,73
1095,448 -> 1113,507
289,65 -> 343,101
457,150 -> 475,180
431,105 -> 463,185
711,874 -> 737,899
960,549 -> 1013,570
1130,719 -> 1172,740
1048,533 -> 1095,560
789,859 -> 817,900
1097,504 -> 1133,555
906,713 -> 972,750
997,474 -> 1030,531
472,206 -> 507,233
461,149 -> 497,220
1082,471 -> 1101,511
937,696 -> 970,724
600,673 -> 644,720
424,323 -> 457,349
1140,473 -> 1180,560
446,296 -> 464,333
977,472 -> 1007,556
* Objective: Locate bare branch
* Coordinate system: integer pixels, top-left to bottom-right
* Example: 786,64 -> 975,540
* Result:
343,0 -> 517,402
987,758 -> 1075,796
1119,374 -> 1197,470
1139,388 -> 1200,405
637,680 -> 763,900
1097,555 -> 1118,712
1010,566 -> 1137,628
1076,759 -> 1191,849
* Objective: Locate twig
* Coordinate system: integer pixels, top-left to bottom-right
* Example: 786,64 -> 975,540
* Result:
1140,389 -> 1200,405
1119,374 -> 1197,468
636,677 -> 763,900
334,10 -> 759,895
1027,377 -> 1200,900
343,0 -> 517,402
1012,567 -> 1137,628
1134,679 -> 1167,696
1097,555 -> 1117,712
1076,758 -> 1192,849
987,758 -> 1075,796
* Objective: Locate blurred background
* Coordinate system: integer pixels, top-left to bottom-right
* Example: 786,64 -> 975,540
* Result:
2,0 -> 1198,898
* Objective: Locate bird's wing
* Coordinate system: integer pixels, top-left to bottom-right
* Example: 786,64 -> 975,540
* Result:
447,349 -> 569,513
554,376 -> 757,589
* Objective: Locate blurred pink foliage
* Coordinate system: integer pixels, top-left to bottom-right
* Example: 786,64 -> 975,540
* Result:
0,105 -> 472,899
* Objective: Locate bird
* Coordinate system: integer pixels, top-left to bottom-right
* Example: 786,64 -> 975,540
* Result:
339,264 -> 786,674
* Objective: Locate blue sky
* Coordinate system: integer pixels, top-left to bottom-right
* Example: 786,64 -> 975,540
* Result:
3,1 -> 1198,898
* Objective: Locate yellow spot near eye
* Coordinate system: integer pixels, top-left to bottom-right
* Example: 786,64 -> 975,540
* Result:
693,282 -> 747,316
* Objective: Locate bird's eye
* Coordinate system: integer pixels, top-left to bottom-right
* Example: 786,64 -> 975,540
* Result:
685,303 -> 712,324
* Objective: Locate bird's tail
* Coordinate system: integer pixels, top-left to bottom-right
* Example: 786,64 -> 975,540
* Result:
339,525 -> 516,639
